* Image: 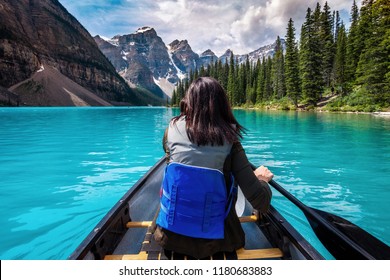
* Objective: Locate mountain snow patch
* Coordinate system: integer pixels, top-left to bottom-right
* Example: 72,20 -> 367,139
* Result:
136,27 -> 153,33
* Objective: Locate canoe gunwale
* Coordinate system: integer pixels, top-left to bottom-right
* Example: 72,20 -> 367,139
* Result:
68,157 -> 166,260
260,206 -> 325,260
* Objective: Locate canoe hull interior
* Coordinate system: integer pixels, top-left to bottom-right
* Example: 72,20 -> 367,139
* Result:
68,158 -> 324,260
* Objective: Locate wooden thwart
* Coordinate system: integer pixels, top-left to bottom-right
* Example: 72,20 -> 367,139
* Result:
105,248 -> 283,260
126,215 -> 258,228
105,252 -> 148,260
236,248 -> 283,259
126,221 -> 152,228
238,215 -> 258,223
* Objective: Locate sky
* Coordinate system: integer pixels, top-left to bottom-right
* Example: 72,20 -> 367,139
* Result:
58,0 -> 358,57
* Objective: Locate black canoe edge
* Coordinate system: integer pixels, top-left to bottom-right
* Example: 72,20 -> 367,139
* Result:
68,157 -> 165,260
260,206 -> 324,260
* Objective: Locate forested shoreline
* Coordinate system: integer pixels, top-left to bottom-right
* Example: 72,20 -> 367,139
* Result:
171,0 -> 389,112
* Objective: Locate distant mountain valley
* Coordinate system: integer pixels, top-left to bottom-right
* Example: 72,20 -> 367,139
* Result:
0,0 -> 283,106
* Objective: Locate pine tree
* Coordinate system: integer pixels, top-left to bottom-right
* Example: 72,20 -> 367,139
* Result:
234,62 -> 246,105
334,11 -> 341,42
233,57 -> 240,104
247,60 -> 257,104
213,59 -> 219,79
184,77 -> 189,93
334,23 -> 348,95
346,0 -> 360,83
356,0 -> 390,101
171,88 -> 177,106
264,57 -> 273,101
209,57 -> 216,78
272,36 -> 286,99
256,57 -> 266,103
320,1 -> 335,87
244,56 -> 251,103
174,80 -> 185,105
199,64 -> 206,77
227,52 -> 235,105
223,58 -> 230,90
285,18 -> 301,107
300,7 -> 323,105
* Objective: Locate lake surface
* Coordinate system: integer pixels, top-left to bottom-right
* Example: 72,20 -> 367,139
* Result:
0,107 -> 389,259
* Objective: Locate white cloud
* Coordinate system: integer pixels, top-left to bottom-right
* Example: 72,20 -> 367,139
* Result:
59,0 -> 355,56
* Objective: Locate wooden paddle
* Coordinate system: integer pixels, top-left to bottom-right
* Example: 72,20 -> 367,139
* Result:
251,163 -> 390,260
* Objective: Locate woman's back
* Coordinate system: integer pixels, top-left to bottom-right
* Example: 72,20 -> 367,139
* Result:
166,116 -> 232,171
154,77 -> 273,259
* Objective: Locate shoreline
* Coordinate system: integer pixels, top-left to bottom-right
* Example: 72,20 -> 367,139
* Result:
3,104 -> 390,117
233,105 -> 390,116
372,111 -> 390,117
169,102 -> 390,116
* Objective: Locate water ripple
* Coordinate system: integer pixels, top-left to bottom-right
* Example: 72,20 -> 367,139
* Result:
1,108 -> 389,260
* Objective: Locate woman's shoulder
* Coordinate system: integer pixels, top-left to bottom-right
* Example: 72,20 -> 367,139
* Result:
231,141 -> 243,151
169,116 -> 186,126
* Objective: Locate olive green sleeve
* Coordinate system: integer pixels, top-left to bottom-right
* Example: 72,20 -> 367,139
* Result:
231,142 -> 272,213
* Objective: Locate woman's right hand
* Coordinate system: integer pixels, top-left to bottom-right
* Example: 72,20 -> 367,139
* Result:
254,165 -> 274,182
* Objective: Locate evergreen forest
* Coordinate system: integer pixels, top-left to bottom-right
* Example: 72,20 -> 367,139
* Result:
170,0 -> 390,112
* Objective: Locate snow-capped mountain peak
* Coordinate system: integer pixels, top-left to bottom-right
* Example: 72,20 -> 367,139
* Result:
95,27 -> 284,98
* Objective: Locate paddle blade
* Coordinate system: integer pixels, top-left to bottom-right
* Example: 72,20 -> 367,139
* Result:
308,208 -> 390,260
235,186 -> 245,217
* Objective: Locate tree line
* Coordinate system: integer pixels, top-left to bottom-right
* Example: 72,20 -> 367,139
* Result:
171,0 -> 389,111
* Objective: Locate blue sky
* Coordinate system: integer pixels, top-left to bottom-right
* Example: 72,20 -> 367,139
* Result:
58,0 -> 355,56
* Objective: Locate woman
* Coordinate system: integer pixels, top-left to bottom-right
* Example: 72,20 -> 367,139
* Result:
154,77 -> 273,259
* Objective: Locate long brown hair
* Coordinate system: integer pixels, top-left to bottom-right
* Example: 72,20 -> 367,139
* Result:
173,77 -> 244,146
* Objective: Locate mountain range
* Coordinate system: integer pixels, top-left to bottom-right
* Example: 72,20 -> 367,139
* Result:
95,27 -> 284,98
0,0 -> 283,106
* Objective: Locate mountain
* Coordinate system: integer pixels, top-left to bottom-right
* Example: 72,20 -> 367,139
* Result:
168,39 -> 199,74
218,49 -> 235,64
236,39 -> 286,63
199,49 -> 218,68
217,41 -> 286,65
94,27 -> 196,98
8,66 -> 112,106
97,28 -> 284,97
0,0 -> 164,106
0,86 -> 19,106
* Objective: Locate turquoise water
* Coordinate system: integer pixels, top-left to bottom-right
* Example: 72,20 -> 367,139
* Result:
0,107 -> 389,259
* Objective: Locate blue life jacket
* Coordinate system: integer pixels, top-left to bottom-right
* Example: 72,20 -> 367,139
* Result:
156,162 -> 236,239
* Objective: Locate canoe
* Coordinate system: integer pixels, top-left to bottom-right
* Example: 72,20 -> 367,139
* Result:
68,157 -> 324,260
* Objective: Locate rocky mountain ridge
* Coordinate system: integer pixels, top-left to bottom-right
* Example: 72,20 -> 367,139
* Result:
96,27 -> 285,97
0,0 -> 165,106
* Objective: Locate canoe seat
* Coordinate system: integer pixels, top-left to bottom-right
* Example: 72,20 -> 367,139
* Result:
106,215 -> 283,260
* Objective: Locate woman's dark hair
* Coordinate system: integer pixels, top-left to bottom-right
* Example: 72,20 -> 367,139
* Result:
173,77 -> 244,146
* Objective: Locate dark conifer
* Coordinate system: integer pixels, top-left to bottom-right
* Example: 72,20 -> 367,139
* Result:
285,18 -> 301,107
346,0 -> 360,82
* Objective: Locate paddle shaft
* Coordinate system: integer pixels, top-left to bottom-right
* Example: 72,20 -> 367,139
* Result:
250,163 -> 381,259
268,179 -> 375,258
